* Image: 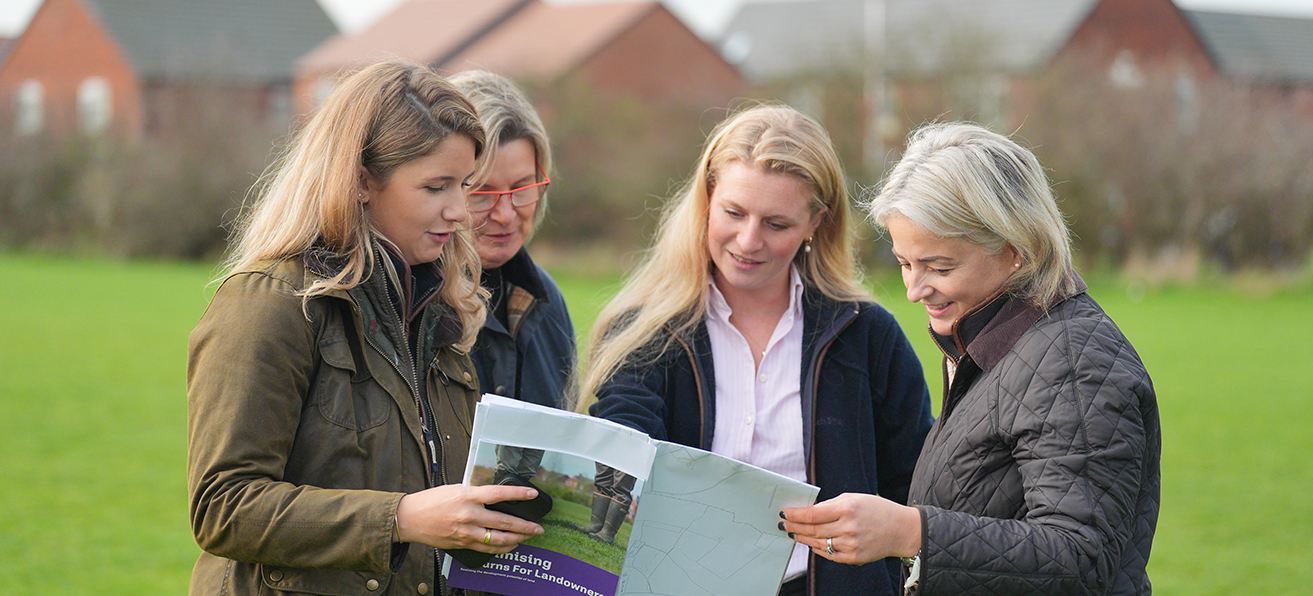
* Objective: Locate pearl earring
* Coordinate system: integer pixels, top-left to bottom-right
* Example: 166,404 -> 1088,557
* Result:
804,237 -> 813,254
1014,262 -> 1021,268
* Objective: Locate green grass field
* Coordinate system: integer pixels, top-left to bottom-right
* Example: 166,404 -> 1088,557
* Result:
1,252 -> 1309,594
535,501 -> 630,574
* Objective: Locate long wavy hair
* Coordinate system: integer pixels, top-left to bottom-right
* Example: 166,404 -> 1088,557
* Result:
866,122 -> 1076,309
223,60 -> 488,350
575,104 -> 867,412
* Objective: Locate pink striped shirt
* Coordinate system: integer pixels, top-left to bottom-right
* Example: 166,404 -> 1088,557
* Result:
706,267 -> 810,581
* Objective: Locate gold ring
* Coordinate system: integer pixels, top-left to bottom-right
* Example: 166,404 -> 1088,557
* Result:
826,537 -> 835,556
483,529 -> 492,545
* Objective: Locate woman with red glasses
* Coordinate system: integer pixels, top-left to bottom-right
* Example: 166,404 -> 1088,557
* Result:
448,70 -> 576,486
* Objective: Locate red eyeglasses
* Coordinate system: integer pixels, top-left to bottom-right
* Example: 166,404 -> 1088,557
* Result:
467,162 -> 550,213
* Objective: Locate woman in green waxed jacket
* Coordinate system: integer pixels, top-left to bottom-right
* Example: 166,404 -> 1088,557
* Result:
186,60 -> 544,596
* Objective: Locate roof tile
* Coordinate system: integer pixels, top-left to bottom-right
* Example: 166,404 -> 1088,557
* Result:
1186,10 -> 1313,84
298,0 -> 529,75
85,0 -> 337,82
442,1 -> 658,79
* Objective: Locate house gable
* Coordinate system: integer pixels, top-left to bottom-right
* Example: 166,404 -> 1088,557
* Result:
294,0 -> 529,114
304,0 -> 744,110
1057,0 -> 1216,76
573,4 -> 743,105
0,0 -> 142,136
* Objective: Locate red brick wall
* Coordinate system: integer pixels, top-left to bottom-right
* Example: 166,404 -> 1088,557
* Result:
1058,0 -> 1216,76
0,0 -> 143,137
578,6 -> 744,107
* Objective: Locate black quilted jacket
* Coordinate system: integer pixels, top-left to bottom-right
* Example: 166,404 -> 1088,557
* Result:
908,278 -> 1160,595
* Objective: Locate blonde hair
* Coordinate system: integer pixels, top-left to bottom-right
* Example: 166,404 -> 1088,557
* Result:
576,104 -> 867,412
866,122 -> 1076,309
224,60 -> 488,350
447,70 -> 553,235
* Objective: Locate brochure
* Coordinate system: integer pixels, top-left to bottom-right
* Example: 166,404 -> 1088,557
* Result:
441,395 -> 820,596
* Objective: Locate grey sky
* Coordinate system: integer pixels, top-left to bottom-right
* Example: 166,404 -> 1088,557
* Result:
2,0 -> 1313,37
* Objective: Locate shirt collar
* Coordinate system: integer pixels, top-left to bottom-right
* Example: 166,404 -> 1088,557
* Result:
707,265 -> 805,321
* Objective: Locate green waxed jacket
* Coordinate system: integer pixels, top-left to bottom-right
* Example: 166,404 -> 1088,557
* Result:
187,252 -> 480,596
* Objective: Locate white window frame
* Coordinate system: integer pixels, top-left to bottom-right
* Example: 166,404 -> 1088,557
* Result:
78,77 -> 114,135
15,79 -> 45,135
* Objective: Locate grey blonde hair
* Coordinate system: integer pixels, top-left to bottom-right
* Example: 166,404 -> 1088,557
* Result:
224,60 -> 488,350
867,122 -> 1076,309
447,69 -> 553,235
576,104 -> 867,412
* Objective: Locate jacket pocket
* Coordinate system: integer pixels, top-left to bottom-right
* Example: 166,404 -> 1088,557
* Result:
433,350 -> 479,392
431,350 -> 479,433
261,564 -> 391,595
313,333 -> 391,431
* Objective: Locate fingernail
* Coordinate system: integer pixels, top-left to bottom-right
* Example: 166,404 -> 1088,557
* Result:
777,521 -> 785,532
778,511 -> 786,519
788,532 -> 795,539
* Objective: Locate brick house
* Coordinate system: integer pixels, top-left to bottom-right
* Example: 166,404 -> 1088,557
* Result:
0,0 -> 337,139
1182,10 -> 1313,117
719,0 -> 1313,147
294,0 -> 744,115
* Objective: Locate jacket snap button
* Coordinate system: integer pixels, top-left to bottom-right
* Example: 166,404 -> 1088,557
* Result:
462,371 -> 472,382
366,579 -> 380,591
417,583 -> 430,595
495,385 -> 507,394
269,570 -> 283,582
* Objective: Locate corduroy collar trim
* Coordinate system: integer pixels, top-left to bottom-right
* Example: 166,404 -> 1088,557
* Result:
960,273 -> 1088,373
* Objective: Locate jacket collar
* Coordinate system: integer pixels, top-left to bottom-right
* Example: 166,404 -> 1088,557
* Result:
800,288 -> 859,359
302,237 -> 462,348
481,248 -> 547,337
486,247 -> 548,302
932,293 -> 1007,362
379,244 -> 444,325
957,273 -> 1089,373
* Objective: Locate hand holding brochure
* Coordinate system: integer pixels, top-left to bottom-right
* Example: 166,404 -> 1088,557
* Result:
441,395 -> 820,596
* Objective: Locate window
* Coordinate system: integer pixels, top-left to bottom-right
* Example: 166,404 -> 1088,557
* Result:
721,31 -> 753,66
268,86 -> 291,126
313,76 -> 336,109
1108,50 -> 1144,89
78,77 -> 113,134
1174,73 -> 1199,130
15,79 -> 44,135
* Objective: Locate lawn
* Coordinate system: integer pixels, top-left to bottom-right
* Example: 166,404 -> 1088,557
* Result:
1,252 -> 1308,594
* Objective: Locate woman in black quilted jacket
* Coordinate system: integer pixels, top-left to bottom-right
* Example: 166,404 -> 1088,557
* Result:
780,122 -> 1160,596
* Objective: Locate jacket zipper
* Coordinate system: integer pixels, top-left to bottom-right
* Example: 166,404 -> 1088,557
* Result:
804,306 -> 858,596
372,297 -> 436,480
360,297 -> 453,594
386,292 -> 457,595
928,331 -> 959,440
